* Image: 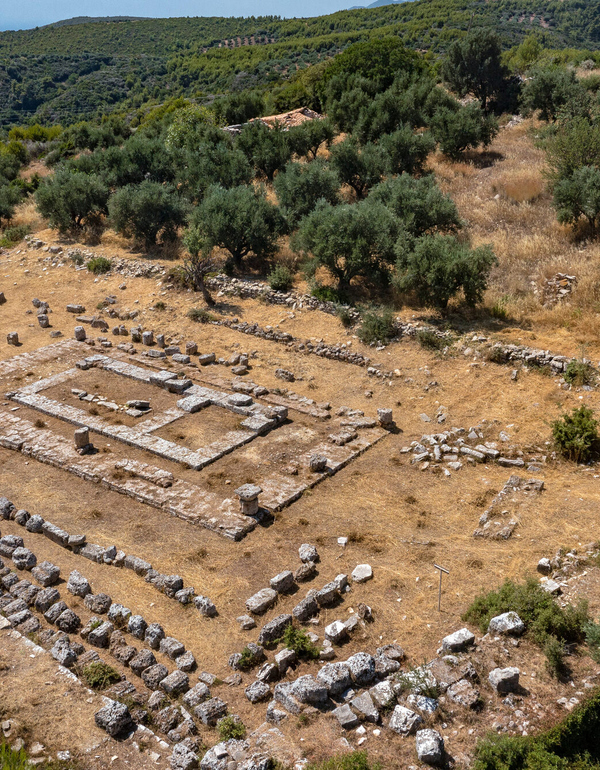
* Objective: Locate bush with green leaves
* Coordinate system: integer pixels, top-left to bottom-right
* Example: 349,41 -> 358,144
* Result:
544,634 -> 568,679
378,127 -> 435,176
563,359 -> 597,387
584,620 -> 600,663
218,715 -> 246,741
274,159 -> 340,228
545,117 -> 600,181
0,223 -> 28,248
294,199 -> 398,291
552,406 -> 599,463
522,67 -> 590,122
236,122 -> 293,181
329,137 -> 385,199
87,256 -> 112,274
287,117 -> 335,160
82,661 -> 121,690
35,168 -> 109,233
268,264 -> 294,292
430,101 -> 499,159
109,181 -> 188,248
395,234 -> 496,311
357,309 -> 396,345
186,184 -> 285,267
553,166 -> 600,235
417,328 -> 446,351
0,183 -> 21,226
370,173 -> 461,238
441,28 -> 511,113
463,578 -> 589,646
187,308 -> 215,323
278,625 -> 320,659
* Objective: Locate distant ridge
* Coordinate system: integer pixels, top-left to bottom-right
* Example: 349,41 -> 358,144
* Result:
349,0 -> 411,8
41,16 -> 149,29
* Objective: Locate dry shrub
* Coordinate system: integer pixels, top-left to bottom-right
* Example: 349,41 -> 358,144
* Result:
495,169 -> 545,204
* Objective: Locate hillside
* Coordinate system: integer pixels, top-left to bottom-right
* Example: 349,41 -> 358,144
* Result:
1,0 -> 600,127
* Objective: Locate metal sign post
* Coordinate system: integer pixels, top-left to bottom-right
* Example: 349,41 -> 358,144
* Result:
434,564 -> 449,612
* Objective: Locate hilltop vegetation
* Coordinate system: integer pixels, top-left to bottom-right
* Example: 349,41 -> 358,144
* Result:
1,0 -> 600,125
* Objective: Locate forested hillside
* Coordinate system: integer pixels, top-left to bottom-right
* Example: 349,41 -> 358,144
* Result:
1,0 -> 600,126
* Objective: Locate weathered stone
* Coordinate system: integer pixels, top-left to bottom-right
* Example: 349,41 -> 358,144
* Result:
160,670 -> 190,695
154,705 -> 182,733
298,544 -> 319,563
388,705 -> 423,736
377,408 -> 394,427
488,612 -> 525,637
141,664 -> 169,690
84,593 -> 112,614
245,680 -> 271,703
266,701 -> 288,725
123,554 -> 152,576
169,742 -> 198,770
42,522 -> 68,547
44,600 -> 68,624
13,509 -> 30,526
51,638 -> 78,668
107,603 -> 132,627
537,558 -> 552,575
293,594 -> 319,622
270,571 -> 295,593
333,703 -> 360,729
294,562 -> 317,582
309,455 -> 328,472
351,691 -> 379,723
194,595 -> 217,617
257,614 -> 292,646
88,621 -> 115,648
55,609 -> 81,633
130,649 -> 157,676
176,651 -> 197,672
315,582 -> 340,607
447,679 -> 481,709
194,697 -> 227,726
175,587 -> 195,605
12,548 -> 36,570
489,667 -> 520,694
74,326 -> 86,342
416,728 -> 444,766
236,615 -> 256,630
442,628 -> 475,652
145,623 -> 165,649
317,662 -> 352,696
7,332 -> 19,345
351,564 -> 373,583
407,694 -> 438,714
34,587 -> 60,613
377,643 -> 405,662
112,645 -> 137,666
183,682 -> 210,709
346,653 -> 376,686
291,675 -> 328,704
25,515 -> 44,533
374,653 -> 400,676
274,648 -> 296,676
67,570 -> 91,597
160,637 -> 185,660
128,615 -> 148,639
95,701 -> 133,737
246,588 -> 277,615
324,620 -> 347,644
369,680 -> 396,709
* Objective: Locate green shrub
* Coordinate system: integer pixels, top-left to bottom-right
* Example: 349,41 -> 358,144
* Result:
0,224 -> 29,248
218,715 -> 246,741
306,750 -> 382,770
463,579 -> 589,646
69,250 -> 84,266
584,620 -> 600,663
544,635 -> 568,678
82,661 -> 121,690
278,625 -> 320,659
238,646 -> 262,670
552,406 -> 599,463
268,264 -> 294,292
87,256 -> 112,275
311,283 -> 342,303
564,360 -> 596,387
417,328 -> 445,351
154,301 -> 166,311
358,309 -> 396,345
187,308 -> 214,323
394,664 -> 439,699
109,181 -> 188,248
